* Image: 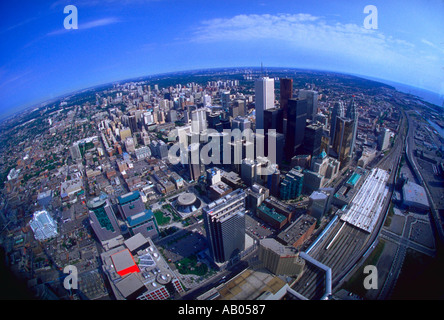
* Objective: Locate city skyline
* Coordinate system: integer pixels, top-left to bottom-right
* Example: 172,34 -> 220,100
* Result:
1,0 -> 444,119
1,63 -> 443,301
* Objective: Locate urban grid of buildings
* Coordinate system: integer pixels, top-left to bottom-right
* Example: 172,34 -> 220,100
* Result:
0,67 -> 443,301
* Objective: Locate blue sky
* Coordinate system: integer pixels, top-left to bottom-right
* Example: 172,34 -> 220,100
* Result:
1,0 -> 443,118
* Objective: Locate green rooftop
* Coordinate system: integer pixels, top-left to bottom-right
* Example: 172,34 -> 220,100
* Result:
258,204 -> 286,223
118,191 -> 141,205
347,173 -> 361,186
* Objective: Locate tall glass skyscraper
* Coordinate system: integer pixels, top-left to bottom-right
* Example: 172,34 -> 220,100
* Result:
202,189 -> 247,264
285,98 -> 308,160
330,101 -> 345,143
264,107 -> 284,134
300,122 -> 324,157
280,78 -> 293,119
298,89 -> 318,120
332,116 -> 354,167
255,77 -> 275,131
346,97 -> 358,157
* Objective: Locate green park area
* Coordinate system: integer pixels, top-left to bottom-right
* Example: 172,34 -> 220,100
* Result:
154,210 -> 171,226
175,255 -> 208,276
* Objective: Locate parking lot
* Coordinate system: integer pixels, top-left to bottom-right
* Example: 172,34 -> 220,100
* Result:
158,228 -> 208,264
245,214 -> 274,239
408,219 -> 435,249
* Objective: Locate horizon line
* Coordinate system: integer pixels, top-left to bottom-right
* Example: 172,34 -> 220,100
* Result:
1,65 -> 442,122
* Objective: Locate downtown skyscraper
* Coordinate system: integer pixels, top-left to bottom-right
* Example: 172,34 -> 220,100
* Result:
330,101 -> 345,143
284,98 -> 308,160
280,78 -> 293,119
255,77 -> 275,131
332,116 -> 354,168
299,89 -> 318,120
346,97 -> 358,157
202,189 -> 247,264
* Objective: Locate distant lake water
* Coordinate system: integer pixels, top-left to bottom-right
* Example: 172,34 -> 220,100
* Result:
393,83 -> 444,109
353,74 -> 444,109
427,119 -> 444,139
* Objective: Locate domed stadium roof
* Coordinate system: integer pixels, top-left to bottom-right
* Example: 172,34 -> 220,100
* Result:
177,193 -> 197,206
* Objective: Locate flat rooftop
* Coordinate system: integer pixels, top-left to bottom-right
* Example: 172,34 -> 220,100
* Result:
340,168 -> 389,233
260,238 -> 299,258
276,215 -> 317,246
347,173 -> 361,186
215,269 -> 287,300
111,249 -> 139,276
118,191 -> 141,205
258,204 -> 286,223
101,233 -> 182,300
402,182 -> 430,209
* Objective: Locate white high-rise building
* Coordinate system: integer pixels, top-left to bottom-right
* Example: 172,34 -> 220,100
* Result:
203,94 -> 212,107
190,108 -> 207,134
378,128 -> 391,151
255,77 -> 275,131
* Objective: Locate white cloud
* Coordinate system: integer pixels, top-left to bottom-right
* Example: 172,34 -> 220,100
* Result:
50,0 -> 161,9
47,17 -> 121,36
421,39 -> 435,47
192,13 -> 414,62
191,13 -> 443,93
421,38 -> 444,54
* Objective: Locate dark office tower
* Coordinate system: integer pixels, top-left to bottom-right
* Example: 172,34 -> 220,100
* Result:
321,129 -> 330,155
221,91 -> 231,109
215,122 -> 224,133
299,90 -> 318,120
208,113 -> 221,130
346,97 -> 358,156
220,118 -> 231,130
300,122 -> 323,157
332,117 -> 354,167
285,99 -> 308,160
230,100 -> 246,118
280,78 -> 293,119
88,196 -> 121,244
266,131 -> 285,166
330,101 -> 345,143
264,107 -> 284,134
128,115 -> 138,134
232,116 -> 252,132
202,189 -> 247,264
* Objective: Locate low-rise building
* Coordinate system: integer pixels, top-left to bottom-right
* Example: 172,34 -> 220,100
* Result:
402,181 -> 430,212
28,210 -> 58,241
276,215 -> 317,250
257,204 -> 288,230
258,238 -> 305,278
101,233 -> 184,300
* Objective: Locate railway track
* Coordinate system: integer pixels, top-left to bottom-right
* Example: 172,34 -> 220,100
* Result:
292,221 -> 370,299
291,112 -> 407,299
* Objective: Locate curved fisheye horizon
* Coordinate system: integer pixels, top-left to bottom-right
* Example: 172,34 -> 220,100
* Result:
1,0 -> 444,304
1,0 -> 443,120
0,65 -> 442,122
